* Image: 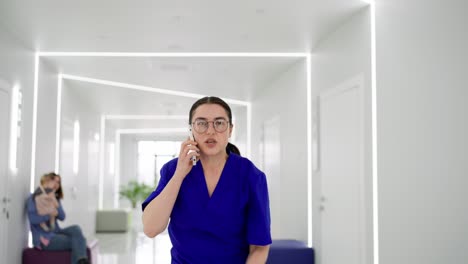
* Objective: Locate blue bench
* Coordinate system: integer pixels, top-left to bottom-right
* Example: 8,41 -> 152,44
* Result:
267,239 -> 314,264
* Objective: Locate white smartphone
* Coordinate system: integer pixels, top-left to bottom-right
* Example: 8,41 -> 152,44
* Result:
188,127 -> 197,166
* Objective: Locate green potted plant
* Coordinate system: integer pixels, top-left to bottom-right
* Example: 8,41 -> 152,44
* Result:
119,180 -> 154,209
119,180 -> 154,231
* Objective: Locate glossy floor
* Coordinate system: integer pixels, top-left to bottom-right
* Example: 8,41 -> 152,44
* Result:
95,230 -> 172,264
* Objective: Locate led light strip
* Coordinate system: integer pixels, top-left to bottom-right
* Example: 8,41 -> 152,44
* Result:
9,84 -> 19,172
98,116 -> 106,209
38,52 -> 309,58
54,75 -> 62,172
369,1 -> 380,263
60,73 -> 251,157
306,54 -> 312,247
105,115 -> 187,120
61,74 -> 249,106
30,54 -> 39,193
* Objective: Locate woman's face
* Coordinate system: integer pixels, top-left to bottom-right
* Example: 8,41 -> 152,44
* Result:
191,104 -> 232,158
51,176 -> 61,191
44,178 -> 56,190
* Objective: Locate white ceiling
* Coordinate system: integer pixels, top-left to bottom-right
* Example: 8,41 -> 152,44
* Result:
0,0 -> 368,134
64,78 -> 248,116
0,0 -> 366,52
48,56 -> 304,102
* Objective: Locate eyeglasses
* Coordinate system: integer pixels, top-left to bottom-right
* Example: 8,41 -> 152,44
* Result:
191,119 -> 230,133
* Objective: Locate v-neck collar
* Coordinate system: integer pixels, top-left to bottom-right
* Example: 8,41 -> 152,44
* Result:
198,154 -> 231,200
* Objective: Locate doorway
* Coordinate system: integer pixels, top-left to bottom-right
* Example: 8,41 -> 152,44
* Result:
0,82 -> 11,261
318,76 -> 366,264
263,116 -> 281,238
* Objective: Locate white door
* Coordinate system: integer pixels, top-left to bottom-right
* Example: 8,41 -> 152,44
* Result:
319,76 -> 365,264
0,87 -> 11,260
263,116 -> 281,239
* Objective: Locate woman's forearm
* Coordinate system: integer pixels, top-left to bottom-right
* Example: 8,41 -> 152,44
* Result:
57,203 -> 65,220
28,212 -> 50,224
142,173 -> 184,238
246,245 -> 270,264
27,198 -> 49,224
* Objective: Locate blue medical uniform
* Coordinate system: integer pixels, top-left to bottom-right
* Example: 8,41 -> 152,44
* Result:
142,153 -> 272,264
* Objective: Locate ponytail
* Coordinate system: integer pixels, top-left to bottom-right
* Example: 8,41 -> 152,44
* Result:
226,142 -> 241,156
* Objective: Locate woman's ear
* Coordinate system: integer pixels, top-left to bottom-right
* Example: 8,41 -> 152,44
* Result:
229,124 -> 234,138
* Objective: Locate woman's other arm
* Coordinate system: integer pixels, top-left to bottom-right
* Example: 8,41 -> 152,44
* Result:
246,245 -> 270,264
245,166 -> 272,264
56,200 -> 65,221
142,172 -> 184,237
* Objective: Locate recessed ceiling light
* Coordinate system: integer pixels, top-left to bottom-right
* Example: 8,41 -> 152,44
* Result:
171,15 -> 183,23
167,44 -> 184,51
96,34 -> 111,40
160,101 -> 177,108
147,59 -> 154,69
255,8 -> 266,14
160,63 -> 189,72
240,34 -> 250,40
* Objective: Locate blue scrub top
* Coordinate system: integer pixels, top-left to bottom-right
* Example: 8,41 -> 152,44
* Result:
142,153 -> 272,264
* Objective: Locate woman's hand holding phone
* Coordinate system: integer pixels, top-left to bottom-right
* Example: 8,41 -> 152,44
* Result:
189,132 -> 197,166
174,137 -> 200,179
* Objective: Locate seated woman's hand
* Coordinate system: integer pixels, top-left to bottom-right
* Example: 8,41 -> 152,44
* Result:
51,209 -> 59,217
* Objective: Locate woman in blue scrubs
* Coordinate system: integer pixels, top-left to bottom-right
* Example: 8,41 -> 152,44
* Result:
142,96 -> 271,263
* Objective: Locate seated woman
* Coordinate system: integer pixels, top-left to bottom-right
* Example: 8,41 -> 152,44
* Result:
33,173 -> 59,232
27,172 -> 89,264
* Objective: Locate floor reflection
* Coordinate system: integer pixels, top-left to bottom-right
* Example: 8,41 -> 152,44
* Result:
96,230 -> 171,264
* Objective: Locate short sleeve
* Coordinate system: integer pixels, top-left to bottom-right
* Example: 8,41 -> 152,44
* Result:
141,160 -> 175,211
246,170 -> 272,245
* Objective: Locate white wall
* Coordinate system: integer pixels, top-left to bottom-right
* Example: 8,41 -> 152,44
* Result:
60,83 -> 100,237
230,105 -> 248,156
103,121 -> 119,209
0,24 -> 34,264
119,134 -> 138,209
251,60 -> 308,242
35,60 -> 58,179
310,7 -> 372,263
376,1 -> 468,263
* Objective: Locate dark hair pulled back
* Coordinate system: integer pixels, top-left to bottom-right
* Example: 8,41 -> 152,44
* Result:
189,96 -> 240,156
